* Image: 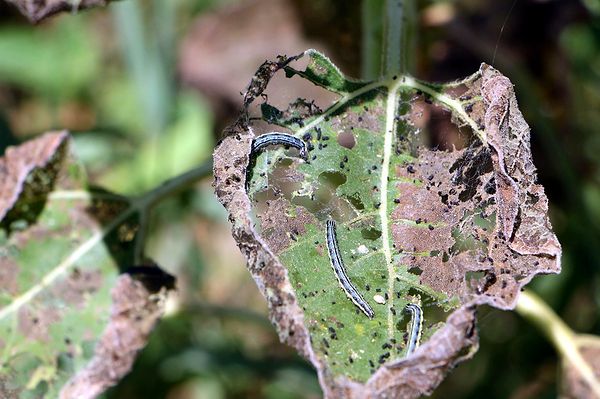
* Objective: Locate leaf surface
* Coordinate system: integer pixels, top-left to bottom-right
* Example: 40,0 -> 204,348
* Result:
0,132 -> 173,398
213,50 -> 561,397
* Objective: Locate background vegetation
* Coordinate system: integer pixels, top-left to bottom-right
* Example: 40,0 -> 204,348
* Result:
0,0 -> 599,397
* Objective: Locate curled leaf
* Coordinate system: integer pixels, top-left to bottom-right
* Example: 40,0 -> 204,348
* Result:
213,50 -> 561,397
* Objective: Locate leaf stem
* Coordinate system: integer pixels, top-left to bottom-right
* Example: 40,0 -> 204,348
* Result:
134,160 -> 213,209
516,289 -> 600,396
361,0 -> 384,79
131,160 -> 212,262
383,0 -> 416,76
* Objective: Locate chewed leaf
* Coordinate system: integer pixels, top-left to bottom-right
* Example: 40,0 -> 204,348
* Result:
5,0 -> 116,23
0,133 -> 174,398
213,50 -> 561,397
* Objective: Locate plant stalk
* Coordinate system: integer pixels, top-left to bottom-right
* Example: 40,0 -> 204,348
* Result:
516,290 -> 600,396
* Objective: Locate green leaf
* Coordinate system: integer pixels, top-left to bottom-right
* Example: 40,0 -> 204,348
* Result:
284,49 -> 367,94
0,19 -> 99,100
97,92 -> 214,194
0,132 -> 172,398
215,51 -> 561,394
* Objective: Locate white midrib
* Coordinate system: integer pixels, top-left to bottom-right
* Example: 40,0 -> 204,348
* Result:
382,79 -> 403,339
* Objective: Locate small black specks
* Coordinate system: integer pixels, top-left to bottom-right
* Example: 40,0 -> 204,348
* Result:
407,165 -> 416,174
415,218 -> 423,224
322,338 -> 330,348
375,288 -> 382,292
369,360 -> 375,368
428,225 -> 434,230
365,284 -> 371,291
393,198 -> 400,204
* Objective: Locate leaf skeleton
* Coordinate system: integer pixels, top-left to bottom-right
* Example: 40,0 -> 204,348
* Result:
326,219 -> 375,319
404,303 -> 423,356
246,132 -> 308,191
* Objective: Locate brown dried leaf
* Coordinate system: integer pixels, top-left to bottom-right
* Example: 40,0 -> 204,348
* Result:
0,131 -> 68,222
59,273 -> 171,399
561,335 -> 600,399
5,0 -> 111,23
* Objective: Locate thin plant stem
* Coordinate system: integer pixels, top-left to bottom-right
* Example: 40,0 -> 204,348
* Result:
383,0 -> 416,76
361,0 -> 385,79
516,290 -> 600,397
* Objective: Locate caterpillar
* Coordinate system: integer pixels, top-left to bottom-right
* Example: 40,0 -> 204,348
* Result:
326,219 -> 374,319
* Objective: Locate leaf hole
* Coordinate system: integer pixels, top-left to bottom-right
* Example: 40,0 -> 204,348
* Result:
360,228 -> 382,240
337,131 -> 356,149
345,194 -> 365,210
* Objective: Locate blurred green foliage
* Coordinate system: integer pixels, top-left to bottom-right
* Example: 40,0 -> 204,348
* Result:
0,19 -> 99,100
1,0 -> 600,398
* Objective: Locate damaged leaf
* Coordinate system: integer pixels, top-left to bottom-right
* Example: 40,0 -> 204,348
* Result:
5,0 -> 112,23
0,132 -> 174,398
213,50 -> 561,397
